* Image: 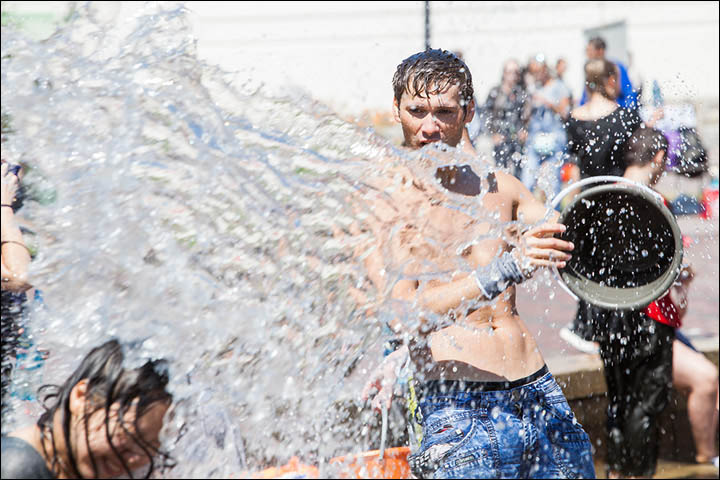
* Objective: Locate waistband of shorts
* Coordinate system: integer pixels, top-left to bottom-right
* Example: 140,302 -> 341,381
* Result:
419,364 -> 549,396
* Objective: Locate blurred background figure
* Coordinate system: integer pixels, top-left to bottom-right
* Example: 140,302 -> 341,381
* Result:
522,54 -> 571,203
524,53 -> 544,96
559,58 -> 642,350
555,57 -> 573,108
580,36 -> 638,110
566,59 -> 641,181
475,58 -> 529,178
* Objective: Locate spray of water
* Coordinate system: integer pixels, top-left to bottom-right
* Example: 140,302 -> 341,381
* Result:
1,3 -> 514,477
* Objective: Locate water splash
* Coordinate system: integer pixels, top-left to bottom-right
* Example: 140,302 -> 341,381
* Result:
2,3 -> 506,477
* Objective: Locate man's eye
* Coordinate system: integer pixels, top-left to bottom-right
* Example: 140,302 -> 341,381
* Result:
408,107 -> 426,116
436,109 -> 455,116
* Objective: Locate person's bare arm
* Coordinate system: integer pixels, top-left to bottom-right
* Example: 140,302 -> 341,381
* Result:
364,224 -> 571,325
1,164 -> 32,292
671,264 -> 694,319
361,344 -> 409,411
497,170 -> 560,225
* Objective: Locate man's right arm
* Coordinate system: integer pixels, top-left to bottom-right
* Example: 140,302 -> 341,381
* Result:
363,228 -> 570,331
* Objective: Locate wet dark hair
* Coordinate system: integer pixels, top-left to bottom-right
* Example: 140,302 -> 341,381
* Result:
392,49 -> 474,115
588,36 -> 607,51
36,339 -> 173,479
624,127 -> 668,167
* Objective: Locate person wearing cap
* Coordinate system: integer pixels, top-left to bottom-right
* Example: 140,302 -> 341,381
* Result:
359,48 -> 594,479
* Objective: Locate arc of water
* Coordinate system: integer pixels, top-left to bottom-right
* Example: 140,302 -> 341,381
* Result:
548,175 -> 664,301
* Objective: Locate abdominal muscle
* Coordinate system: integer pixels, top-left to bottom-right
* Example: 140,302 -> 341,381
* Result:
410,290 -> 546,383
400,195 -> 547,382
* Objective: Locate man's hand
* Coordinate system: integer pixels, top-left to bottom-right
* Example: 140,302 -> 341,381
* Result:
514,222 -> 574,276
361,346 -> 408,413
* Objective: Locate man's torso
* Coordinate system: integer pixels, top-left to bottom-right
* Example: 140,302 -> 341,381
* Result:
396,166 -> 546,381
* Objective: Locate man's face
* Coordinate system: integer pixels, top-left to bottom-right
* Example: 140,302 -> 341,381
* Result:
393,83 -> 474,150
586,44 -> 604,60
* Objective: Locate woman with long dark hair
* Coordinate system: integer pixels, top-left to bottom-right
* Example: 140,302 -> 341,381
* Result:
1,339 -> 173,479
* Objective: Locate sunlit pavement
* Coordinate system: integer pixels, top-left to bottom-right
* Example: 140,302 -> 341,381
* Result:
652,460 -> 720,479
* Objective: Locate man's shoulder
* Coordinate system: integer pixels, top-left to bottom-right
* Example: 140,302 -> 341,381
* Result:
485,170 -> 527,202
493,169 -> 523,191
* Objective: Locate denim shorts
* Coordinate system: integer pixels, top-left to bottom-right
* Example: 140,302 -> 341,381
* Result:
408,366 -> 595,479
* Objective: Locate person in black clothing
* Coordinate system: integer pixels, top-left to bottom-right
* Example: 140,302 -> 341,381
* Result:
560,59 -> 643,346
581,129 -> 682,478
1,339 -> 173,479
566,58 -> 641,180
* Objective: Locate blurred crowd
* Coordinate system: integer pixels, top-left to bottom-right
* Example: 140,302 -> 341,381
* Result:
463,36 -> 712,210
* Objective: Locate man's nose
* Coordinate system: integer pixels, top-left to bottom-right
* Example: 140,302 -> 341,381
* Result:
420,114 -> 440,137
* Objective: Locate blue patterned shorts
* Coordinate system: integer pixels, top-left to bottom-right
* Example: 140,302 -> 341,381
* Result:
408,366 -> 595,478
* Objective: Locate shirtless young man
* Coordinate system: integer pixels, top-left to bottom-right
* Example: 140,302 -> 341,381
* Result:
360,49 -> 595,478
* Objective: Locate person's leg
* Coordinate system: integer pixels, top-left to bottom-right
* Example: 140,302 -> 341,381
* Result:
409,392 -> 499,478
672,338 -> 719,463
560,301 -> 600,354
531,373 -> 596,479
599,313 -> 674,478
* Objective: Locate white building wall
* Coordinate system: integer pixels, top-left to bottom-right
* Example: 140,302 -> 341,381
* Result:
185,0 -> 720,115
3,1 -> 718,116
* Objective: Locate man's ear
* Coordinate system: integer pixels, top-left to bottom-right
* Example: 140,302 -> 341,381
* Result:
464,98 -> 475,124
392,97 -> 401,123
69,379 -> 89,416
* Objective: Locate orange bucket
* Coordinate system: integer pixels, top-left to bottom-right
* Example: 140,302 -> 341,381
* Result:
328,446 -> 411,479
248,456 -> 320,479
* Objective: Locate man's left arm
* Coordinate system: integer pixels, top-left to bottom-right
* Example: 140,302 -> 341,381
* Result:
496,172 -> 574,272
500,171 -> 560,224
